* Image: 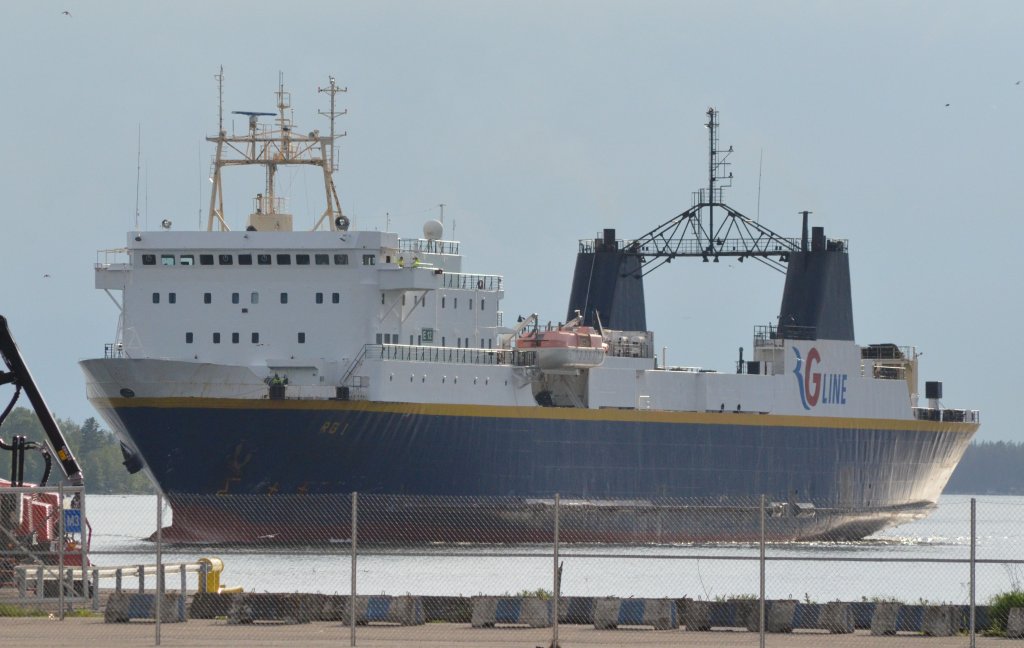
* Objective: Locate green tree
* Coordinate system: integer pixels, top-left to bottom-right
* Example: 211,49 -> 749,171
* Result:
0,407 -> 152,494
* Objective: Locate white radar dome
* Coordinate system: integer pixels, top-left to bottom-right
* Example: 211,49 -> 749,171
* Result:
423,219 -> 444,241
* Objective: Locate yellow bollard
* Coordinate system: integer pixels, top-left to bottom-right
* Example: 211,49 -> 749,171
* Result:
197,557 -> 223,593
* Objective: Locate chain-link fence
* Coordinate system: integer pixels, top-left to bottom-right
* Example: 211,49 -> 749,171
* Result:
2,491 -> 1023,646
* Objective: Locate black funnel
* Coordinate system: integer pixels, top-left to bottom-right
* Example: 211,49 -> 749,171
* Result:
777,226 -> 854,341
566,229 -> 647,330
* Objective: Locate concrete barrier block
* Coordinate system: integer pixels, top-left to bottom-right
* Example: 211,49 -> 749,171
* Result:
682,600 -> 711,631
105,592 -> 185,623
471,596 -> 551,628
558,596 -> 594,624
228,593 -> 315,624
870,602 -> 900,635
766,600 -> 797,633
922,605 -> 956,636
594,597 -> 678,630
820,601 -> 854,634
1007,607 -> 1024,638
189,592 -> 239,619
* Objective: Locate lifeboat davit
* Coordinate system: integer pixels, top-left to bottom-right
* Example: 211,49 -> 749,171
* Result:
516,325 -> 607,370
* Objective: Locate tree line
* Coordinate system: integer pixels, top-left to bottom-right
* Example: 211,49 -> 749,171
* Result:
0,406 -> 1019,495
944,440 -> 1024,495
0,407 -> 152,494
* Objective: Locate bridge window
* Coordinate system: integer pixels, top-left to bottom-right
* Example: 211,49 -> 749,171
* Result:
185,332 -> 193,344
334,254 -> 349,265
316,292 -> 324,304
257,254 -> 271,265
296,254 -> 310,265
362,254 -> 375,266
180,255 -> 194,266
251,332 -> 259,344
161,254 -> 175,266
218,254 -> 233,265
200,254 -> 214,266
213,332 -> 221,344
315,254 -> 330,265
169,293 -> 176,304
141,254 -> 156,265
152,293 -> 160,304
332,293 -> 340,304
204,292 -> 212,304
232,332 -> 239,344
238,254 -> 253,265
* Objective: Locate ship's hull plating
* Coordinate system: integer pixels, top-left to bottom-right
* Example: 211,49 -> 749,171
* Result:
90,397 -> 976,544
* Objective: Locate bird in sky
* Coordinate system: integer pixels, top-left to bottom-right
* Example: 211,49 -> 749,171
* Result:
43,274 -> 50,278
945,103 -> 950,107
61,10 -> 71,17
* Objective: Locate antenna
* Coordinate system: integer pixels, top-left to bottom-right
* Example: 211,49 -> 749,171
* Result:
704,107 -> 734,254
757,148 -> 763,222
439,203 -> 445,224
134,124 -> 141,230
215,66 -> 224,134
318,75 -> 348,172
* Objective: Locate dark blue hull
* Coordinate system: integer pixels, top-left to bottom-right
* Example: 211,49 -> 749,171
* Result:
92,398 -> 976,543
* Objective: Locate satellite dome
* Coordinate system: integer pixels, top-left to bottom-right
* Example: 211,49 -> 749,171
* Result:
423,219 -> 444,241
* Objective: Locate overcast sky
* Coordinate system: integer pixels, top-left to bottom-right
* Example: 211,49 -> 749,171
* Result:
1,1 -> 1020,442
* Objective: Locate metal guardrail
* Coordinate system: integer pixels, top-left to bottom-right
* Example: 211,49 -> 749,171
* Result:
14,561 -> 214,611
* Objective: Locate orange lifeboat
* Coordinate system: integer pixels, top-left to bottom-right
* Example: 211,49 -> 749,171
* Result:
517,325 -> 607,369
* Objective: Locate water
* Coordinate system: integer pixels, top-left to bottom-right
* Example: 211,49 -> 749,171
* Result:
83,494 -> 1024,605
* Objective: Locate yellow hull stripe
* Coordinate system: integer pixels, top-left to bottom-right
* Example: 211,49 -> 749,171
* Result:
91,396 -> 979,434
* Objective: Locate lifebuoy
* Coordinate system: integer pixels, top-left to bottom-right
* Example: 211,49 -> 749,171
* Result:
477,279 -> 484,290
334,215 -> 350,231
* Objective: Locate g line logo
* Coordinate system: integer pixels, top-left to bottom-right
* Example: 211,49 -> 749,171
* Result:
792,346 -> 848,410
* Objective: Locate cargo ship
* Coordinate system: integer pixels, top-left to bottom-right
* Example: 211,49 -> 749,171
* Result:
80,74 -> 979,544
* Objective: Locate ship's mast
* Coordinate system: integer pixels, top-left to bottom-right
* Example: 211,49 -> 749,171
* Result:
314,76 -> 348,231
621,108 -> 800,275
205,71 -> 349,232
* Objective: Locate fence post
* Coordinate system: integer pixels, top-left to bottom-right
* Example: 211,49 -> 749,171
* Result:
80,488 -> 88,608
156,491 -> 163,646
552,493 -> 560,648
759,494 -> 765,648
970,497 -> 976,648
351,491 -> 358,648
58,483 -> 65,620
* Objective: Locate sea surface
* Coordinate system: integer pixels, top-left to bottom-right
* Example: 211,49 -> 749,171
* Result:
82,494 -> 1024,604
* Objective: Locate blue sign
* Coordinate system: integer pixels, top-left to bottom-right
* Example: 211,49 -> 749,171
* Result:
63,509 -> 82,534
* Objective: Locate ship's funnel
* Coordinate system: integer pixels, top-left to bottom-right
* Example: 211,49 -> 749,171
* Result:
566,229 -> 647,330
777,226 -> 854,341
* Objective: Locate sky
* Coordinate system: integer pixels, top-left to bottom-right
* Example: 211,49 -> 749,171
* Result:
0,1 -> 1020,442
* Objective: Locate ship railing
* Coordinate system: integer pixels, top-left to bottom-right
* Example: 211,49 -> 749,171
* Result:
441,272 -> 503,292
753,323 -> 816,346
367,343 -> 535,367
94,247 -> 129,268
912,407 -> 981,423
103,343 -> 126,359
398,238 -> 460,256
